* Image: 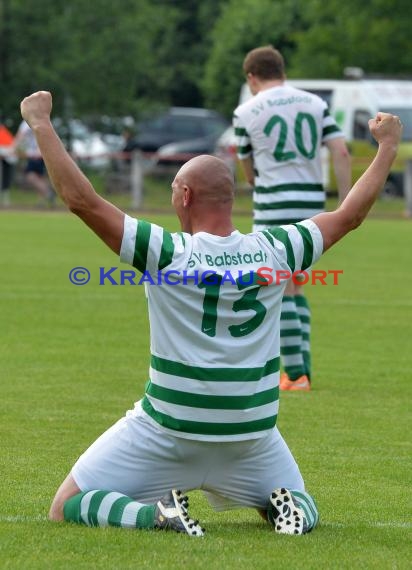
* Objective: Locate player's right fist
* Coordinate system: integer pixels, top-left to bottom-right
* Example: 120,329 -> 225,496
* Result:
20,91 -> 53,130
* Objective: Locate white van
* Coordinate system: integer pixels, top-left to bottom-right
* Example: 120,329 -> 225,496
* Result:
235,79 -> 412,195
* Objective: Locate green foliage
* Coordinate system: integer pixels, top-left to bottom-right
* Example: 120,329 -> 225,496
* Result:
202,0 -> 301,117
0,0 -> 69,121
202,0 -> 412,114
155,0 -> 224,107
289,0 -> 412,77
0,0 -> 411,129
0,0 -> 187,124
0,0 -> 225,126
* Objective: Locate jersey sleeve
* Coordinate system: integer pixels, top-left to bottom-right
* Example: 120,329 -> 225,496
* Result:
321,103 -> 344,143
119,214 -> 186,273
233,112 -> 252,159
262,219 -> 323,272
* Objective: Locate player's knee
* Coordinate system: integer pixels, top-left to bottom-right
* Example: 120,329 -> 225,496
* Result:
48,500 -> 65,522
48,473 -> 81,522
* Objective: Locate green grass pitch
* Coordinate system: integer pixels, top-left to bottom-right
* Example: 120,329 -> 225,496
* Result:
0,210 -> 411,569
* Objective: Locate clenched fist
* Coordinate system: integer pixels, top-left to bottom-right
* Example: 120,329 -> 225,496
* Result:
369,112 -> 403,147
20,91 -> 53,130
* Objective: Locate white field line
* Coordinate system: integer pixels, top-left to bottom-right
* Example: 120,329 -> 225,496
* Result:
321,521 -> 412,529
0,514 -> 411,529
0,515 -> 48,523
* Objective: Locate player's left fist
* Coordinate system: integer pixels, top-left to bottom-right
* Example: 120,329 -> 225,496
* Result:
21,91 -> 53,129
368,112 -> 403,147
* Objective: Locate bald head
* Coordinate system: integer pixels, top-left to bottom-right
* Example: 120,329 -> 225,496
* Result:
175,155 -> 235,205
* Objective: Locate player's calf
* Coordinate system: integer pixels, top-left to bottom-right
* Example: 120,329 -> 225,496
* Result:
62,488 -> 204,536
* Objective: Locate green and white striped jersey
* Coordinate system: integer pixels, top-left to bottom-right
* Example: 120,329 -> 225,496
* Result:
233,84 -> 343,228
120,214 -> 323,441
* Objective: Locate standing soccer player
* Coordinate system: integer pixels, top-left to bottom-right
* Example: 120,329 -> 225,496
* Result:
234,46 -> 351,390
14,120 -> 56,207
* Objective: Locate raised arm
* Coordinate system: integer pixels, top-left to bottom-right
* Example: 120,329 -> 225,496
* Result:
233,113 -> 255,186
312,113 -> 402,252
20,91 -> 125,254
325,136 -> 351,203
238,155 -> 255,186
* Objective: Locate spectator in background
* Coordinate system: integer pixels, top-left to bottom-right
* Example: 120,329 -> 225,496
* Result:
14,120 -> 56,207
122,127 -> 138,162
0,123 -> 16,207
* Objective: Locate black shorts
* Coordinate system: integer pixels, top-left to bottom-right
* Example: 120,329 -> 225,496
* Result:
25,159 -> 45,176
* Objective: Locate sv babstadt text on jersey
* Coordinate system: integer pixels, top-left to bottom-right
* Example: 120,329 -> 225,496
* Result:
187,249 -> 268,269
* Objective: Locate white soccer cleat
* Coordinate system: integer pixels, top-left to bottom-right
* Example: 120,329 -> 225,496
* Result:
154,489 -> 205,537
267,488 -> 308,535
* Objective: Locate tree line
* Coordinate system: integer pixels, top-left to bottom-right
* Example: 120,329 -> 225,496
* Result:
0,0 -> 410,128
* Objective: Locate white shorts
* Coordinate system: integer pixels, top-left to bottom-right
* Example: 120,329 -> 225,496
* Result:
72,404 -> 305,511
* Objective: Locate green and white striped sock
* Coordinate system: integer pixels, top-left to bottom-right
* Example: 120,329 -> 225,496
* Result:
295,294 -> 311,379
63,491 -> 156,528
291,489 -> 319,531
280,296 -> 306,380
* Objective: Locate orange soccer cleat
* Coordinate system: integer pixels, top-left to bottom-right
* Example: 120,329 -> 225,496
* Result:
280,373 -> 311,391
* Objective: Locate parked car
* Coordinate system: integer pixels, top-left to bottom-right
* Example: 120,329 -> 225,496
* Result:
53,118 -> 113,169
154,132 -> 227,171
132,107 -> 230,155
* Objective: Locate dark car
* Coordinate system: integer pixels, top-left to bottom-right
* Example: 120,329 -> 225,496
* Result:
154,133 -> 224,171
132,107 -> 229,154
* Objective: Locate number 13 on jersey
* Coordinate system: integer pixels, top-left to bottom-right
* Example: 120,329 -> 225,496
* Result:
198,274 -> 267,338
